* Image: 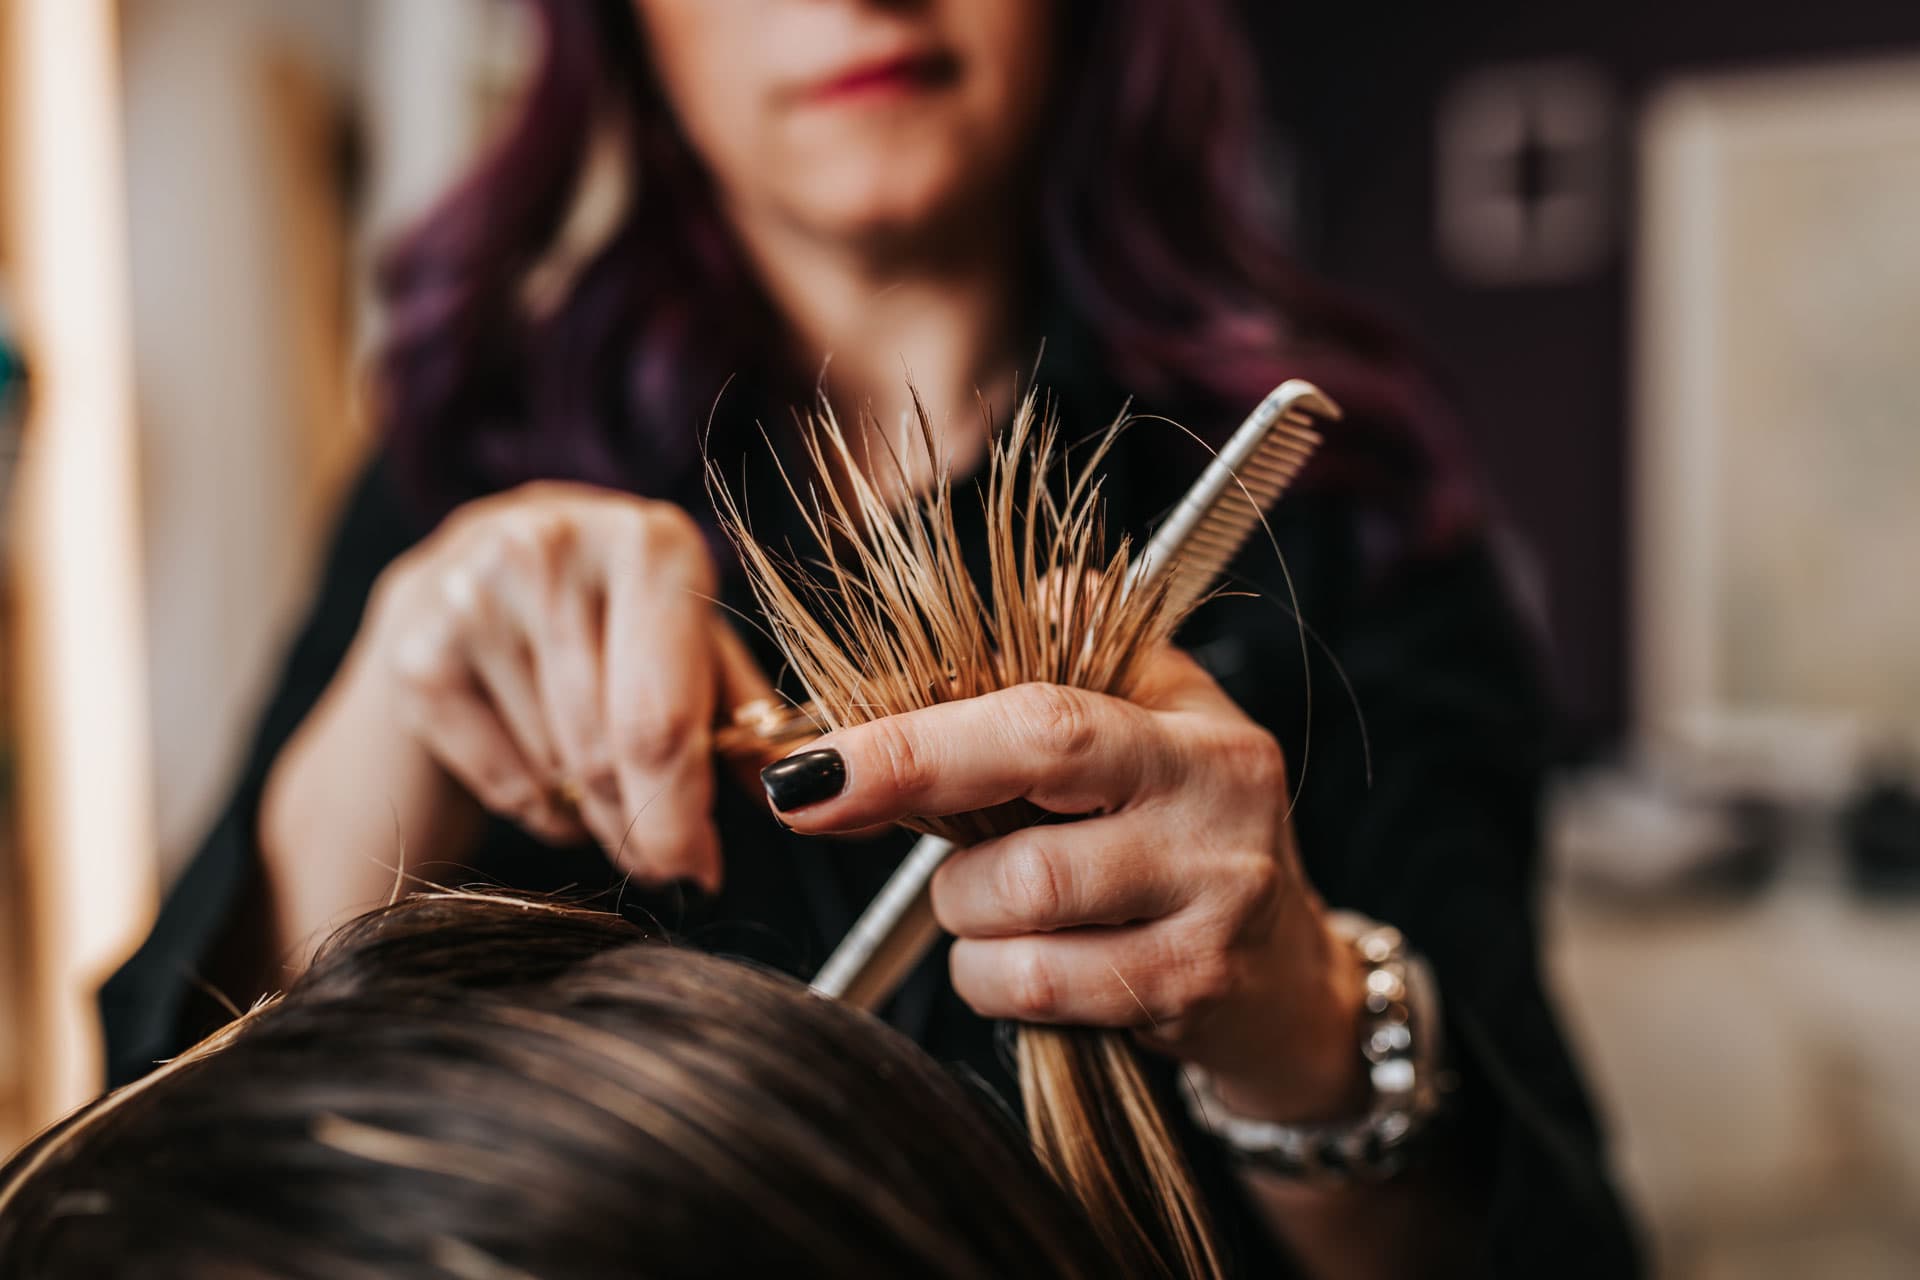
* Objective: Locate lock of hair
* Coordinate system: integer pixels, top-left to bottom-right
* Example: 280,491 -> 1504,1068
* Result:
809,379 -> 1339,1011
716,378 -> 1339,1280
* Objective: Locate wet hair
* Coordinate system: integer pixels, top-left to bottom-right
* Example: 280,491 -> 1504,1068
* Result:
377,0 -> 1475,553
720,394 -> 1229,1279
0,894 -> 1125,1279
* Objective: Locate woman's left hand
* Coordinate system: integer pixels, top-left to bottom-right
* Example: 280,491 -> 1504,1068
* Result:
765,646 -> 1368,1125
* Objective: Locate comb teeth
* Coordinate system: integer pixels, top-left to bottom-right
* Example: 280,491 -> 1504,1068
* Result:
804,381 -> 1340,1011
1131,388 -> 1338,615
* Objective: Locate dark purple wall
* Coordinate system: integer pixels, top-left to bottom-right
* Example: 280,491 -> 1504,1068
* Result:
1252,1 -> 1920,748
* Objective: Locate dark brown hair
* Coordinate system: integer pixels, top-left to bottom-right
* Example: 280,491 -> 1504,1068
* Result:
0,894 -> 1123,1279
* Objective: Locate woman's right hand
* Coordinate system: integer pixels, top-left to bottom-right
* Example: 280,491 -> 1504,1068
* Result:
357,481 -> 765,891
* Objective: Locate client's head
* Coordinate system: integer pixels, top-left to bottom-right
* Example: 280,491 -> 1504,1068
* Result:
0,894 -> 1120,1278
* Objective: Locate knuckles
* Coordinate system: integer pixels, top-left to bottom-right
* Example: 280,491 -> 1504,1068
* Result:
1213,852 -> 1285,938
433,488 -> 715,609
1004,944 -> 1062,1022
1005,682 -> 1100,760
630,501 -> 704,559
613,703 -> 708,774
1167,945 -> 1237,1021
511,511 -> 581,578
1145,891 -> 1270,1025
605,501 -> 715,592
1214,725 -> 1288,795
1136,920 -> 1241,1027
390,623 -> 468,696
862,715 -> 934,801
464,508 -> 580,589
999,836 -> 1065,927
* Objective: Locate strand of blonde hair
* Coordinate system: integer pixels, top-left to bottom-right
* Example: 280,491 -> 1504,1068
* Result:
713,389 -> 1224,1280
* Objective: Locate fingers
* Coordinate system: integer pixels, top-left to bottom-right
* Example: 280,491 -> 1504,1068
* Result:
386,493 -> 735,880
949,922 -> 1235,1030
601,519 -> 721,890
392,594 -> 585,844
519,573 -> 632,850
402,669 -> 584,846
929,815 -> 1191,937
448,567 -> 563,783
1126,642 -> 1240,716
767,682 -> 1178,832
608,746 -> 720,887
453,546 -> 636,850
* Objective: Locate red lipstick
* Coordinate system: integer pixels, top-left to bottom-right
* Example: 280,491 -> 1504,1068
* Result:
804,50 -> 957,105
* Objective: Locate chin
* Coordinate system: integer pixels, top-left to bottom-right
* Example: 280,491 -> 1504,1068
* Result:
786,140 -> 991,248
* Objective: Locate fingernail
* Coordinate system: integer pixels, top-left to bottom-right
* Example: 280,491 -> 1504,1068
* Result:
760,748 -> 846,813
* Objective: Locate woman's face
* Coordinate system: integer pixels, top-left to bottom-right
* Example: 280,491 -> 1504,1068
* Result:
634,0 -> 1055,249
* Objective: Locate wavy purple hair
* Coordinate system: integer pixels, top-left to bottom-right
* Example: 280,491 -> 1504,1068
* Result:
376,0 -> 1474,549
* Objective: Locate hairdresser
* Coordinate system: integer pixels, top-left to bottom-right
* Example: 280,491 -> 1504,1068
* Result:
103,2 -> 1638,1276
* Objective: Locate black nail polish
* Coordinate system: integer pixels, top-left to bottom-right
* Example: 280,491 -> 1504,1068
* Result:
761,749 -> 846,813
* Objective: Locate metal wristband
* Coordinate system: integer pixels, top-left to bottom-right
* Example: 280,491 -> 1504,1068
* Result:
1180,911 -> 1452,1183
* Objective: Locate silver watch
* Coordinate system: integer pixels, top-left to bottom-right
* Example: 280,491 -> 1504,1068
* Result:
1180,912 -> 1451,1182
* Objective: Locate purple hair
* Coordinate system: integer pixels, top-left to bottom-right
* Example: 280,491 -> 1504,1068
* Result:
376,0 -> 1475,552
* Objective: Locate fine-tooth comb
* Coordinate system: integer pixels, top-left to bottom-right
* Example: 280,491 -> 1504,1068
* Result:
808,379 -> 1341,1010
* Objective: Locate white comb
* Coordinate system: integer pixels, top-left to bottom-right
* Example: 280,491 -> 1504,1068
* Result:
1132,379 -> 1336,615
811,380 -> 1341,1009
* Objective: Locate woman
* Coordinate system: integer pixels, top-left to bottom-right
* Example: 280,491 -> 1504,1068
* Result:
102,1 -> 1640,1275
9,894 -> 1126,1277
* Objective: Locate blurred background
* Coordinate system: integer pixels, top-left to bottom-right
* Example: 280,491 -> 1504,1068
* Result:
2,2 -> 1918,1274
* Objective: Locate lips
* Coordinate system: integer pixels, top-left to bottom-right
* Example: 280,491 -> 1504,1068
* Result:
803,50 -> 958,104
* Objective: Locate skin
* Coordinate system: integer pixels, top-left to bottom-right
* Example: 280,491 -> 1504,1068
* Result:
258,3 -> 1468,1272
640,0 -> 1050,252
636,0 -> 1051,490
775,649 -> 1369,1121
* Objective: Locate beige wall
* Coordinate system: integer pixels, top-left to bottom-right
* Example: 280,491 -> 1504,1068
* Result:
124,0 -> 514,886
0,0 -> 509,1145
121,0 -> 368,883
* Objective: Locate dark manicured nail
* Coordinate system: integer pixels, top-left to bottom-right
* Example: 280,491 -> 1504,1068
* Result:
761,749 -> 847,813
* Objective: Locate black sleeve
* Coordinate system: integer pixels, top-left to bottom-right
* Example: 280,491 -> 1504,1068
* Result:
1289,531 -> 1644,1277
99,454 -> 429,1087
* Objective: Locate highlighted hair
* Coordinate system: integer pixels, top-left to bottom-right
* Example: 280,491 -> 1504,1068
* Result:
717,392 -> 1224,1279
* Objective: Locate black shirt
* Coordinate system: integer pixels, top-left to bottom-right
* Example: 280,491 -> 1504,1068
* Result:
100,369 -> 1642,1277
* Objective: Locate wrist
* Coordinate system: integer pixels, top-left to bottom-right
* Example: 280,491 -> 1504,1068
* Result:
1207,903 -> 1370,1125
1185,913 -> 1454,1184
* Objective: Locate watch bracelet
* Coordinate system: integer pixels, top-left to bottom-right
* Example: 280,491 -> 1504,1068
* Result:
1180,911 -> 1453,1182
